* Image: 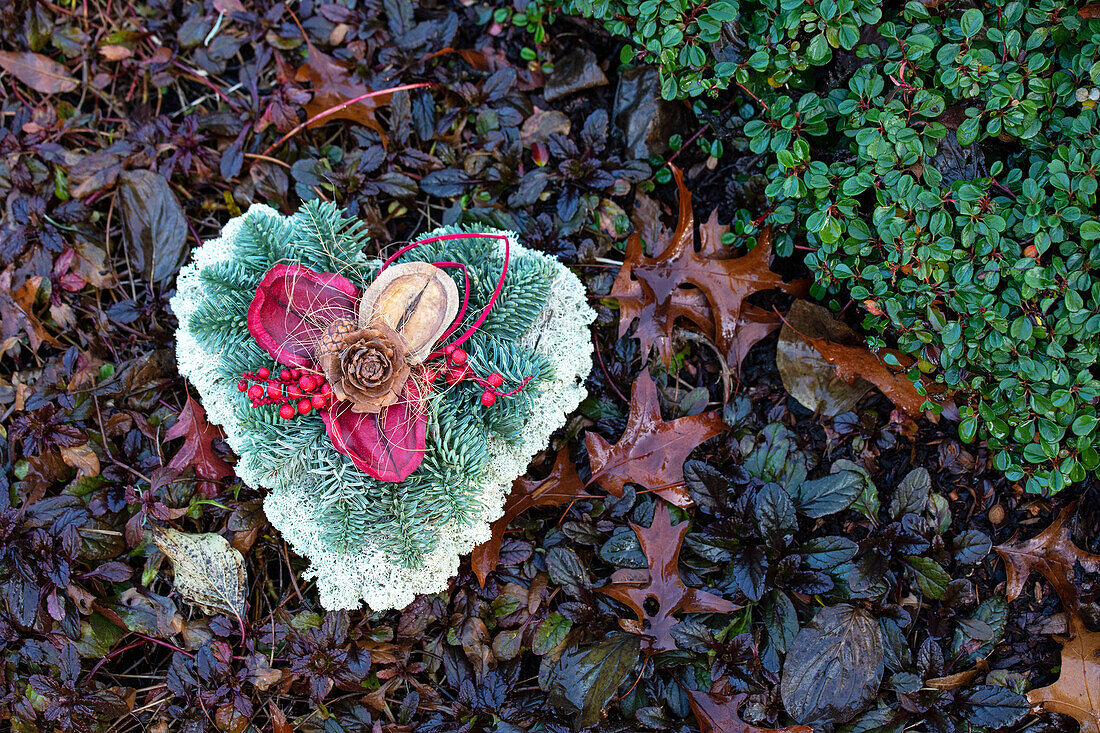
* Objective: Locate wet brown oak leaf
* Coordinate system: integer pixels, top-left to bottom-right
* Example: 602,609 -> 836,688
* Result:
611,165 -> 808,371
782,301 -> 927,418
471,447 -> 594,586
295,44 -> 391,137
597,500 -> 739,652
586,371 -> 726,507
995,505 -> 1100,732
165,395 -> 234,496
688,690 -> 814,733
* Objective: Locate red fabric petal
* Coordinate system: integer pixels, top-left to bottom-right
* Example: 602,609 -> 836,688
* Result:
322,379 -> 428,482
247,264 -> 360,367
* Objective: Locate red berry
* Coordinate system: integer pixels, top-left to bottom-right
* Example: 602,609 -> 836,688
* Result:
280,369 -> 292,381
320,381 -> 332,395
487,372 -> 504,387
444,344 -> 456,356
247,385 -> 264,401
257,367 -> 270,379
480,390 -> 497,407
267,383 -> 283,399
279,403 -> 296,420
298,399 -> 312,415
237,379 -> 248,391
422,368 -> 437,383
311,393 -> 326,409
449,348 -> 467,366
287,384 -> 303,400
291,369 -> 301,380
299,375 -> 315,392
446,365 -> 469,385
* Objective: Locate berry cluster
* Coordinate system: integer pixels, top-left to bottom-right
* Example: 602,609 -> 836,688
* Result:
237,366 -> 333,420
421,345 -> 532,408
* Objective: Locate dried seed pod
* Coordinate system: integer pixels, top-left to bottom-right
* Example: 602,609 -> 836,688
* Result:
358,262 -> 459,363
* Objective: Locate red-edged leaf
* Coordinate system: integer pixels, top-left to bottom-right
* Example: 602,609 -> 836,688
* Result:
246,264 -> 360,367
166,395 -> 234,495
323,378 -> 427,482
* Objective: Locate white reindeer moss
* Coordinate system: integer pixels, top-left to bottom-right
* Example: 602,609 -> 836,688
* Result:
170,202 -> 594,610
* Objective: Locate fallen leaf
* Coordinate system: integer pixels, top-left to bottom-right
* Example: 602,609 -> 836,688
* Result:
612,165 -> 808,370
0,269 -> 61,357
151,525 -> 246,624
1080,4 -> 1100,18
296,44 -> 390,136
61,442 -> 101,479
780,300 -> 926,417
0,50 -> 78,93
117,169 -> 190,286
994,505 -> 1100,732
995,505 -> 1100,613
165,395 -> 234,495
780,604 -> 884,726
586,371 -> 726,507
777,300 -> 872,416
597,500 -> 739,652
471,447 -> 593,586
688,690 -> 814,733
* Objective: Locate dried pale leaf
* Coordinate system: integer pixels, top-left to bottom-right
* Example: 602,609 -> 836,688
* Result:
359,262 -> 459,363
151,525 -> 246,621
777,300 -> 871,416
0,50 -> 78,93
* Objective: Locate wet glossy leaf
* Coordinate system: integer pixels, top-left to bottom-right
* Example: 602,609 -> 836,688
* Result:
996,506 -> 1100,731
904,556 -> 950,600
889,467 -> 930,519
117,169 -> 189,285
779,300 -> 925,417
165,395 -> 234,495
780,604 -> 884,726
586,371 -> 727,507
598,501 -> 739,651
952,529 -> 992,565
547,635 -> 640,729
954,686 -> 1029,728
612,165 -> 808,368
796,467 -> 864,518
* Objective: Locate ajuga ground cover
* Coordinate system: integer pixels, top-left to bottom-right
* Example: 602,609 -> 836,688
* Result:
0,1 -> 1097,732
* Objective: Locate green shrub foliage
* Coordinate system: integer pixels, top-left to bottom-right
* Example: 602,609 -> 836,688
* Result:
554,0 -> 1100,493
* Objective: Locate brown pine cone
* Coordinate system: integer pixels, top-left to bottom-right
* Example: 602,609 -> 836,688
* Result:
317,317 -> 359,357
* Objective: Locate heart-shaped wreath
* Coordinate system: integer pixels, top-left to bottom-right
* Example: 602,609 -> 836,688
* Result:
171,202 -> 594,610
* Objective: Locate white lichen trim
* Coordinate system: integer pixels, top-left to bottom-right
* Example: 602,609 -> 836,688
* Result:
170,210 -> 595,611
